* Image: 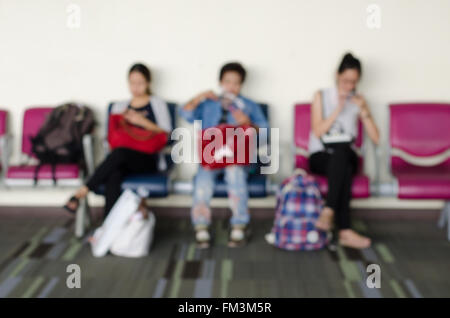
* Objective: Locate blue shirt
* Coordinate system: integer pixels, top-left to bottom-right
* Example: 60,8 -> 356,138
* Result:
178,95 -> 269,130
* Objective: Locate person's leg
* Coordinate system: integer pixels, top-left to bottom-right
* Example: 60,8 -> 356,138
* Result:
191,166 -> 218,228
65,148 -> 158,213
309,151 -> 334,230
324,147 -> 352,214
224,165 -> 249,226
64,148 -> 130,213
103,169 -> 125,217
85,148 -> 130,192
100,149 -> 159,216
335,149 -> 371,249
335,163 -> 354,229
224,165 -> 250,246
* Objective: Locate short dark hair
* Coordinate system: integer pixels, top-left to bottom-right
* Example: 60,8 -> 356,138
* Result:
219,62 -> 246,83
129,63 -> 152,94
338,53 -> 362,76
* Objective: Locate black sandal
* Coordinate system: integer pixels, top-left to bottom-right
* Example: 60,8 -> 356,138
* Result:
63,196 -> 79,214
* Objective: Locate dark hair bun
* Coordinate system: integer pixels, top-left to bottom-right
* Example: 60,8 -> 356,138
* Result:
338,52 -> 362,76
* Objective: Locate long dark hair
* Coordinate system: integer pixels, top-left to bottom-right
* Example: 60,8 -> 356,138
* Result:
338,53 -> 362,77
129,63 -> 152,95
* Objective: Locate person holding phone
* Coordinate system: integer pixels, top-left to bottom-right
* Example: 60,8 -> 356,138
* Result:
308,53 -> 380,249
63,63 -> 172,218
179,62 -> 269,248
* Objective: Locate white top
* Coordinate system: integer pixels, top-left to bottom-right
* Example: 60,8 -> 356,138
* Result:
308,87 -> 360,154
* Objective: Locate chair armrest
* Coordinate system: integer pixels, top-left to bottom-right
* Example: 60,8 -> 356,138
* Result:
372,143 -> 382,196
82,134 -> 95,178
0,134 -> 12,177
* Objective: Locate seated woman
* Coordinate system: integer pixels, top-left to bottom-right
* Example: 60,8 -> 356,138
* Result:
63,63 -> 172,217
309,53 -> 380,249
179,62 -> 269,248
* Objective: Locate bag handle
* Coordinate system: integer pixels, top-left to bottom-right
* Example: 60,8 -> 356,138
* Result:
119,117 -> 155,141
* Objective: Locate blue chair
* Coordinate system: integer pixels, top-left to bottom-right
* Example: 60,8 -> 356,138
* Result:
212,104 -> 270,198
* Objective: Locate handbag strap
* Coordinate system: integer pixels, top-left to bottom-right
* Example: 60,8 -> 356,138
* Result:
119,117 -> 155,141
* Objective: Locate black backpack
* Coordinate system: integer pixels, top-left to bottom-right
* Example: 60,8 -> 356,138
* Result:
30,103 -> 96,185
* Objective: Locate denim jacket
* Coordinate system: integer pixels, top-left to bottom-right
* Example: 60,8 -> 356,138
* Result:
178,95 -> 269,130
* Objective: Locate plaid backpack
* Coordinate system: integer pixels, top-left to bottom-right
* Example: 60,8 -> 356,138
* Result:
270,170 -> 329,251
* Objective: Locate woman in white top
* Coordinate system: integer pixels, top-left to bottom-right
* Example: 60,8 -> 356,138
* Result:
309,53 -> 380,249
63,63 -> 172,218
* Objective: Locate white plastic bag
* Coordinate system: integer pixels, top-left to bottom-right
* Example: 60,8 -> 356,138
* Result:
90,189 -> 141,257
110,211 -> 155,258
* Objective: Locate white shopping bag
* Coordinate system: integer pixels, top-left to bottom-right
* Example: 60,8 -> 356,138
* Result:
90,189 -> 141,257
110,211 -> 155,258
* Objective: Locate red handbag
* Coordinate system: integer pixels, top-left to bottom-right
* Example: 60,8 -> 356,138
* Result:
199,124 -> 256,170
108,114 -> 168,154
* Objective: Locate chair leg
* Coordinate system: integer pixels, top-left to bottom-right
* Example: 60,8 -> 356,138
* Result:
75,197 -> 92,238
447,203 -> 450,242
438,201 -> 449,229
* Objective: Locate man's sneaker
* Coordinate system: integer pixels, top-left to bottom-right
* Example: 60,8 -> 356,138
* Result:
228,225 -> 251,248
195,227 -> 211,249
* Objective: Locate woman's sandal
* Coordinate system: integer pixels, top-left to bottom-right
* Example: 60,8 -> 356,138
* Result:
63,196 -> 80,214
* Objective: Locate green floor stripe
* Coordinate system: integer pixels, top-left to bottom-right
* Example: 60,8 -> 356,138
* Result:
220,259 -> 233,298
185,244 -> 196,261
339,261 -> 361,282
30,227 -> 49,243
215,222 -> 228,245
375,244 -> 395,263
353,219 -> 368,233
390,279 -> 407,298
168,260 -> 184,298
61,240 -> 83,261
336,246 -> 361,282
343,280 -> 356,298
20,227 -> 49,258
9,258 -> 29,278
21,276 -> 45,298
221,259 -> 233,281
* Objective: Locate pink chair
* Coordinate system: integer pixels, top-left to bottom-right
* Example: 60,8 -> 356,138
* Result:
4,106 -> 95,237
4,107 -> 84,186
389,103 -> 450,240
294,103 -> 374,199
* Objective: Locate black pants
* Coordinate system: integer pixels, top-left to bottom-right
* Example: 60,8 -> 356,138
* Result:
86,147 -> 159,217
308,145 -> 358,229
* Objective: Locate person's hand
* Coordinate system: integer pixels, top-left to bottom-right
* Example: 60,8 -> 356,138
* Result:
351,94 -> 367,110
232,109 -> 251,126
123,109 -> 146,126
351,94 -> 371,118
199,90 -> 218,102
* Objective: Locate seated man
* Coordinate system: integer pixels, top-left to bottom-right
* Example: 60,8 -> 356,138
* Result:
179,62 -> 269,248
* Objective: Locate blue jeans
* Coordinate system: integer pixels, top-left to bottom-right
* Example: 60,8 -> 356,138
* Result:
191,165 -> 249,228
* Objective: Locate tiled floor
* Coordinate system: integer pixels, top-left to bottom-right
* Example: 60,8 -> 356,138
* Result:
0,206 -> 449,298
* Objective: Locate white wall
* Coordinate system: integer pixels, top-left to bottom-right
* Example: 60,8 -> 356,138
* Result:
1,0 -> 450,189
